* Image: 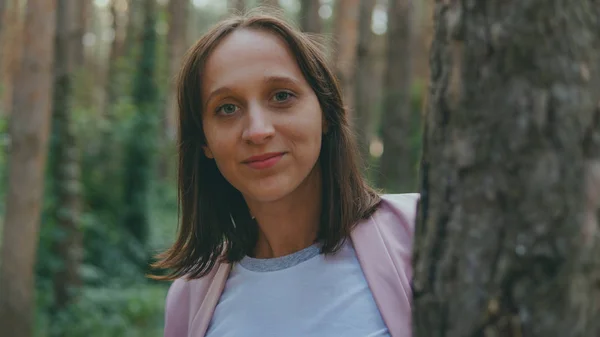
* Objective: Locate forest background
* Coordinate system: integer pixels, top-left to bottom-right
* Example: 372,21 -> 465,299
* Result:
0,0 -> 429,336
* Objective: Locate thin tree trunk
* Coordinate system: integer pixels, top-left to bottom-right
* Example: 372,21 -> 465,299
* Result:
353,0 -> 376,164
164,0 -> 188,142
300,0 -> 321,33
0,0 -> 57,336
104,0 -> 121,119
228,0 -> 245,13
122,0 -> 158,248
50,0 -> 82,311
413,0 -> 600,336
0,0 -> 5,51
124,0 -> 142,59
377,0 -> 414,192
0,0 -> 24,116
332,0 -> 359,119
71,0 -> 88,68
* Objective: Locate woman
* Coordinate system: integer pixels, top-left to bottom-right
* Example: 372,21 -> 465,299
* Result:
154,10 -> 418,337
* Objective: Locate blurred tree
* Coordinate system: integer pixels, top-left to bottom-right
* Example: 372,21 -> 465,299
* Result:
332,0 -> 359,119
353,0 -> 376,164
413,0 -> 600,336
0,0 -> 57,336
164,0 -> 188,142
0,0 -> 23,116
49,0 -> 83,311
228,0 -> 245,13
104,0 -> 123,119
0,0 -> 5,50
124,0 -> 143,59
122,0 -> 158,249
71,0 -> 88,68
299,0 -> 321,33
377,0 -> 414,192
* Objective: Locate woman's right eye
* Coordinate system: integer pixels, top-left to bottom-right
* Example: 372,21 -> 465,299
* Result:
216,103 -> 239,115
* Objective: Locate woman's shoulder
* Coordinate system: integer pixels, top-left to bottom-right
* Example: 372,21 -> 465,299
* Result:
377,193 -> 420,232
164,271 -> 218,337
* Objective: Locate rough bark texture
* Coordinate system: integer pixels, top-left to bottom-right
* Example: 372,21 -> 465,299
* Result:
377,0 -> 414,192
353,0 -> 377,164
50,0 -> 82,311
332,0 -> 359,118
0,0 -> 57,336
299,0 -> 321,33
413,0 -> 600,336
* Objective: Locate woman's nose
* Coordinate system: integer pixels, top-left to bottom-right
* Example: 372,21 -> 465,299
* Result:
241,103 -> 275,144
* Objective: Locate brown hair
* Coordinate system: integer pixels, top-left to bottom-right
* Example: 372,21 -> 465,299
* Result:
152,9 -> 381,280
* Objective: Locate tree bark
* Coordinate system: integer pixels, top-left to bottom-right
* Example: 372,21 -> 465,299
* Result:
377,0 -> 414,192
413,0 -> 600,336
299,0 -> 321,33
353,0 -> 377,164
0,0 -> 57,336
332,0 -> 359,119
50,0 -> 82,311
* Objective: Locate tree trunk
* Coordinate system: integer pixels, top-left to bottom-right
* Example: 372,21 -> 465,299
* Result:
104,0 -> 122,119
0,0 -> 24,116
353,0 -> 376,164
50,0 -> 82,311
299,0 -> 321,33
332,0 -> 359,119
0,0 -> 5,52
377,0 -> 414,192
0,0 -> 57,336
71,0 -> 88,68
122,0 -> 158,248
228,0 -> 245,13
413,0 -> 600,336
164,0 -> 188,142
124,0 -> 142,59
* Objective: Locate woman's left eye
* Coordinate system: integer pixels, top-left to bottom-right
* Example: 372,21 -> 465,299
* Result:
273,91 -> 293,102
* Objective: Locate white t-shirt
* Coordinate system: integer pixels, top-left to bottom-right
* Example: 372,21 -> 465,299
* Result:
205,239 -> 390,337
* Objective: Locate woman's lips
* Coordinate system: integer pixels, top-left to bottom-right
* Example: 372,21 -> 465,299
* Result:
243,152 -> 285,170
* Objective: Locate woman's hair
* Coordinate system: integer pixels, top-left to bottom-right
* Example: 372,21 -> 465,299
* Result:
152,9 -> 381,280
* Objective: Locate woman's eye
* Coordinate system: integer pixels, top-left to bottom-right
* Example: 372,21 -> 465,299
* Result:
273,91 -> 293,102
216,103 -> 238,115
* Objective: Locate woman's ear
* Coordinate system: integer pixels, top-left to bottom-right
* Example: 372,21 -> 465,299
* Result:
203,145 -> 214,158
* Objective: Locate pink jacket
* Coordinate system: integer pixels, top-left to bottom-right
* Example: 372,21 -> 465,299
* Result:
163,193 -> 418,337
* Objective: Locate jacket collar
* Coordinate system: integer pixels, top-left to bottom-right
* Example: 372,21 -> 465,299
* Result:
189,209 -> 410,337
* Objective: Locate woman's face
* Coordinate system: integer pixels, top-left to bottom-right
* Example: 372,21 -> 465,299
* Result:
201,28 -> 324,204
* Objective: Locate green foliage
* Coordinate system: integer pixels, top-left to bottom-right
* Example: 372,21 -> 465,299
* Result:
36,285 -> 168,337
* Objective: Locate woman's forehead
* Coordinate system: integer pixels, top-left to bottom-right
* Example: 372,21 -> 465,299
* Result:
202,28 -> 307,94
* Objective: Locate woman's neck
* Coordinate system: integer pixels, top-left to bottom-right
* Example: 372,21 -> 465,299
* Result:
246,166 -> 322,259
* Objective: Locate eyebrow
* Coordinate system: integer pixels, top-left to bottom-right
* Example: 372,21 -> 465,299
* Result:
205,75 -> 302,109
